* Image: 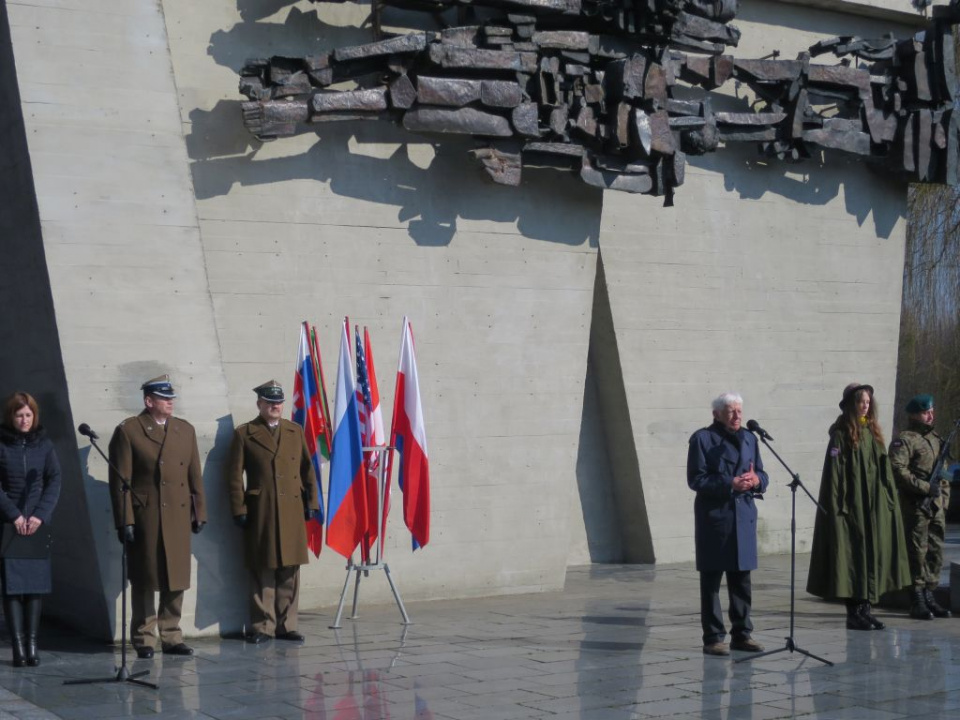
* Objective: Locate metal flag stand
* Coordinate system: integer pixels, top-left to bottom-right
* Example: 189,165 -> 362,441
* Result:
330,445 -> 411,629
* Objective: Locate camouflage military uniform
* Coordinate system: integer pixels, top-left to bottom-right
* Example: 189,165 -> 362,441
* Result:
889,421 -> 950,590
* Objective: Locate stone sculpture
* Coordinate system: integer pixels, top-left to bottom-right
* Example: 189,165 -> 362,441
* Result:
238,0 -> 960,203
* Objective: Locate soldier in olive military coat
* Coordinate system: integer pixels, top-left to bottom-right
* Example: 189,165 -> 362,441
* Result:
889,394 -> 953,620
228,381 -> 320,643
108,375 -> 207,658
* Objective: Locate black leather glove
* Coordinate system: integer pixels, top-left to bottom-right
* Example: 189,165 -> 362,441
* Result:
118,525 -> 135,544
192,521 -> 206,534
233,514 -> 247,528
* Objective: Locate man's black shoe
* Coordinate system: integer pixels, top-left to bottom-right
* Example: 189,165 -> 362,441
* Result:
162,643 -> 194,656
135,646 -> 155,659
246,632 -> 272,645
276,630 -> 305,642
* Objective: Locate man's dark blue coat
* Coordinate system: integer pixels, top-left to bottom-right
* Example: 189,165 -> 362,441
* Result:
687,421 -> 769,572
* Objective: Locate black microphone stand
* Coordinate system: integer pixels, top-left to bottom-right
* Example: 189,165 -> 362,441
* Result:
736,433 -> 832,667
64,430 -> 157,689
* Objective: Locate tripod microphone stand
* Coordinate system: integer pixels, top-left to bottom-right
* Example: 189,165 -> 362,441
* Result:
64,425 -> 157,689
736,433 -> 832,667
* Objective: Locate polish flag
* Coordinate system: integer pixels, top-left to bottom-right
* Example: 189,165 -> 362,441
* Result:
389,316 -> 430,549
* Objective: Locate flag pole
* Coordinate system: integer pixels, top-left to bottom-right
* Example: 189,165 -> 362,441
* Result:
328,318 -> 410,629
329,443 -> 410,628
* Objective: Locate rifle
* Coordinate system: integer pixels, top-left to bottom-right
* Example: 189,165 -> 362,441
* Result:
920,417 -> 960,517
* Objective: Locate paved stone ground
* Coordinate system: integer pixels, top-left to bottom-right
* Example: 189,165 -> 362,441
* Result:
1,540 -> 959,720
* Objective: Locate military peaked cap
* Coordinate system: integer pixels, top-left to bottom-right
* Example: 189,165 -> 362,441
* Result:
141,374 -> 177,398
254,380 -> 285,403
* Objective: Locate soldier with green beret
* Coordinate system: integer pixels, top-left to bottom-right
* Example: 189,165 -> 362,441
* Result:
889,393 -> 953,620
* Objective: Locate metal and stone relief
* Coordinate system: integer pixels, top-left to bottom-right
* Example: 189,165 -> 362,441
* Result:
239,1 -> 960,204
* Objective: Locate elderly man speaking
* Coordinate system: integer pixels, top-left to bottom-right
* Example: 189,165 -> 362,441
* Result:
687,392 -> 768,656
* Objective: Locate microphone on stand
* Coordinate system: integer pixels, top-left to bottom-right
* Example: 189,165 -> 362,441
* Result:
78,423 -> 99,441
746,419 -> 774,442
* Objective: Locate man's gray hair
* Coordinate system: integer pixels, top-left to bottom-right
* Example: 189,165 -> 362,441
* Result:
712,392 -> 743,413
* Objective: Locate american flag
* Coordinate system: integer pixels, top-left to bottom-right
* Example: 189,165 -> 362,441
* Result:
355,327 -> 377,470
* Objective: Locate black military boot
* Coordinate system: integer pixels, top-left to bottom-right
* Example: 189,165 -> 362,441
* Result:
923,588 -> 952,619
859,601 -> 885,630
24,595 -> 41,667
2,596 -> 27,667
845,599 -> 872,630
910,587 -> 934,620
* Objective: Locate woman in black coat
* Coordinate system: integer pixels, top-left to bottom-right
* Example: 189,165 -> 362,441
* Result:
0,392 -> 61,667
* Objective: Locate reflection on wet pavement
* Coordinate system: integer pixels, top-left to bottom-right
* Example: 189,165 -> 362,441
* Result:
1,549 -> 960,719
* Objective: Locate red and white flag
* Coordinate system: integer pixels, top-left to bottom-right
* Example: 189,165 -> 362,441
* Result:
389,316 -> 430,549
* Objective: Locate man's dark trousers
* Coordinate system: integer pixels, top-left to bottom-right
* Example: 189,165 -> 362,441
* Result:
700,570 -> 753,644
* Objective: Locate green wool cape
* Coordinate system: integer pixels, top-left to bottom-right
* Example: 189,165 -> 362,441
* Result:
806,426 -> 910,602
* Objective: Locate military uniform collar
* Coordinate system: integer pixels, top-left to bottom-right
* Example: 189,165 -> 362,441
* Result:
137,410 -> 173,443
907,419 -> 936,436
249,415 -> 284,451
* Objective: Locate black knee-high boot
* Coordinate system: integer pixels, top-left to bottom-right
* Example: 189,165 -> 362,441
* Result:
24,595 -> 41,667
845,599 -> 871,630
2,595 -> 26,667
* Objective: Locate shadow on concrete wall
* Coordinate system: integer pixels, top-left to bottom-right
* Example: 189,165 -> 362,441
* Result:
0,2 -> 110,638
687,147 -> 906,241
193,414 -> 248,633
191,1 -> 906,243
186,3 -> 602,248
575,254 -> 656,564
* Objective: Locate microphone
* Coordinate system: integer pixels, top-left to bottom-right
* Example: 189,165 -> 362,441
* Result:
78,423 -> 99,441
746,419 -> 774,442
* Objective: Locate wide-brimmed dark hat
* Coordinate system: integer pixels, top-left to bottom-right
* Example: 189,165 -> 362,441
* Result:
839,383 -> 874,409
253,380 -> 284,403
141,374 -> 177,399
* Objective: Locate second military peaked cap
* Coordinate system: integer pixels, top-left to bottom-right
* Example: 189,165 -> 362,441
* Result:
141,374 -> 177,399
254,380 -> 285,403
905,393 -> 934,414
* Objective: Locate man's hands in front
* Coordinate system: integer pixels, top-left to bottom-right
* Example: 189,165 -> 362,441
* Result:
733,462 -> 760,493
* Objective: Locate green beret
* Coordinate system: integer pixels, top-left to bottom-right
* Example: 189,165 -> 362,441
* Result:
905,394 -> 934,414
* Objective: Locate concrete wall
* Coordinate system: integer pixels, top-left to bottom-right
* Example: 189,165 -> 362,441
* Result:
587,1 -> 911,564
167,0 -> 602,612
5,0 -> 601,637
1,0 -> 919,638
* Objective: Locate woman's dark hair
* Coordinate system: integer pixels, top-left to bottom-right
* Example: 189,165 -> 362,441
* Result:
3,392 -> 40,430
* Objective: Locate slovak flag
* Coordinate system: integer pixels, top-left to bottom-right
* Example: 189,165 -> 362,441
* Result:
326,319 -> 368,558
292,321 -> 327,556
389,316 -> 430,549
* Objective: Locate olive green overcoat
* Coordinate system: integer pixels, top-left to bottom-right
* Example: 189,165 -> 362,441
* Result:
108,412 -> 207,592
806,427 -> 910,602
227,416 -> 319,569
